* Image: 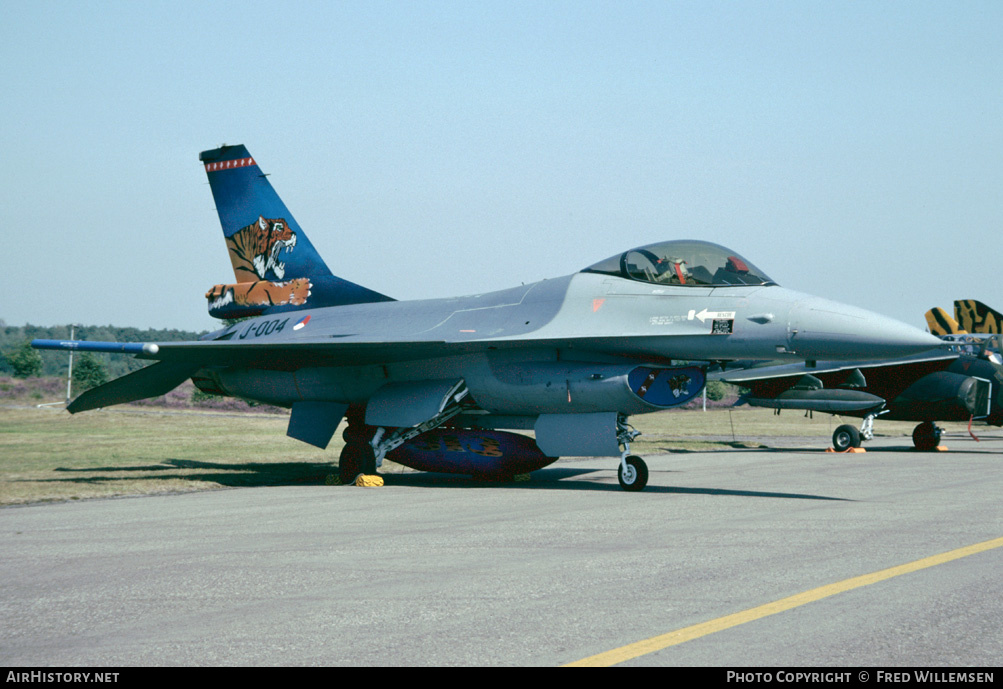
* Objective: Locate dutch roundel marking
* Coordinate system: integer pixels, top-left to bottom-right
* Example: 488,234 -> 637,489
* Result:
293,315 -> 311,331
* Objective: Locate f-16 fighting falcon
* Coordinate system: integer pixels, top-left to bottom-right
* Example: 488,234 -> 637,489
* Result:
33,145 -> 946,490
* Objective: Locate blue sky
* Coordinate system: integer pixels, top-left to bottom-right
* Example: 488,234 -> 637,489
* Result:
2,1 -> 1000,332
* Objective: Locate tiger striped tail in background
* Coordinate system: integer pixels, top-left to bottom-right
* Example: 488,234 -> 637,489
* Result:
955,299 -> 1003,335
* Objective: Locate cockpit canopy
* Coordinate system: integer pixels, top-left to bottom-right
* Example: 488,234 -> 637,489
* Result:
581,240 -> 776,287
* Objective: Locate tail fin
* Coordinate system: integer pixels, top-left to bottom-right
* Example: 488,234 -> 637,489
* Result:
925,307 -> 966,336
955,299 -> 1003,334
200,144 -> 393,318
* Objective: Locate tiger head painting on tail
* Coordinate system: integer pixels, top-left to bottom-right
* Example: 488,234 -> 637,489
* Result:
226,216 -> 298,281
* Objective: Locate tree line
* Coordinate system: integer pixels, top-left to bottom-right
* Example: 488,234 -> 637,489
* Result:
0,322 -> 209,387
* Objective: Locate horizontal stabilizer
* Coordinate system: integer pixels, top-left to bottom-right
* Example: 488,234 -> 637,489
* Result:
67,362 -> 202,413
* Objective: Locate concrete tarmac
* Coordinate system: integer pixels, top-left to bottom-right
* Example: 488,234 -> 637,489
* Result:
1,436 -> 1001,666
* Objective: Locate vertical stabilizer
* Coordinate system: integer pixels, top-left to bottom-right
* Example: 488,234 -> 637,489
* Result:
955,300 -> 1003,334
202,144 -> 330,282
925,307 -> 966,336
200,145 -> 393,318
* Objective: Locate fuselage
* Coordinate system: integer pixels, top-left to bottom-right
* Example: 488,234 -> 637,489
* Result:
195,271 -> 944,424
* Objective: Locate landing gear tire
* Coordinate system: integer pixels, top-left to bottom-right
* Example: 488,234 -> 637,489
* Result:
832,424 -> 861,452
339,442 -> 377,484
340,405 -> 379,484
618,455 -> 649,492
338,444 -> 359,484
912,421 -> 941,452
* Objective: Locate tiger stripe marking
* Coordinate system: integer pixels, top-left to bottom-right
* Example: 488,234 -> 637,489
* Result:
925,307 -> 965,336
226,216 -> 297,282
955,300 -> 1003,335
205,278 -> 311,314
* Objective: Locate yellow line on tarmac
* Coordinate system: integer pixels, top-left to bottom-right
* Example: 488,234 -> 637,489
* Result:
565,535 -> 1003,667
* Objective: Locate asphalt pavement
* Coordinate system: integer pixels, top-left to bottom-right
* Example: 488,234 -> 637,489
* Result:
2,435 -> 1000,666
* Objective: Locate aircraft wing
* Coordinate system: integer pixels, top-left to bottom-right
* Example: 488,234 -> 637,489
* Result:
35,338 -> 496,413
33,334 -> 681,414
34,334 -> 682,371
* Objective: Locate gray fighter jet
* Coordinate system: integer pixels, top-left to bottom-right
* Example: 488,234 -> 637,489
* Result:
32,145 -> 945,491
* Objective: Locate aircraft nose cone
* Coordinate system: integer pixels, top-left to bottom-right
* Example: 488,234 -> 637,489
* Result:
790,297 -> 943,359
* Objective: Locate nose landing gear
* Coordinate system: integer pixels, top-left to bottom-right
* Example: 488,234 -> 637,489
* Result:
616,416 -> 648,491
831,410 -> 885,451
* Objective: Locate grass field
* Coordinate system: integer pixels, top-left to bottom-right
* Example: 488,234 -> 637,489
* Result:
0,404 -> 978,506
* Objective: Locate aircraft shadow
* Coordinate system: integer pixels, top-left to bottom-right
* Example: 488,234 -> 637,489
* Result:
47,459 -> 335,488
650,440 -> 1002,455
873,445 -> 1003,455
44,460 -> 849,500
667,444 -> 1003,456
380,467 -> 853,500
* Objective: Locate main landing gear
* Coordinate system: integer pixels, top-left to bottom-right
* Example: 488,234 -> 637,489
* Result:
911,421 -> 942,452
616,416 -> 648,492
339,382 -> 471,485
339,406 -> 378,484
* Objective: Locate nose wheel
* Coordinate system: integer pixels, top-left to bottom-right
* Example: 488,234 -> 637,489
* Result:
831,411 -> 884,451
832,424 -> 862,451
618,455 -> 649,492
